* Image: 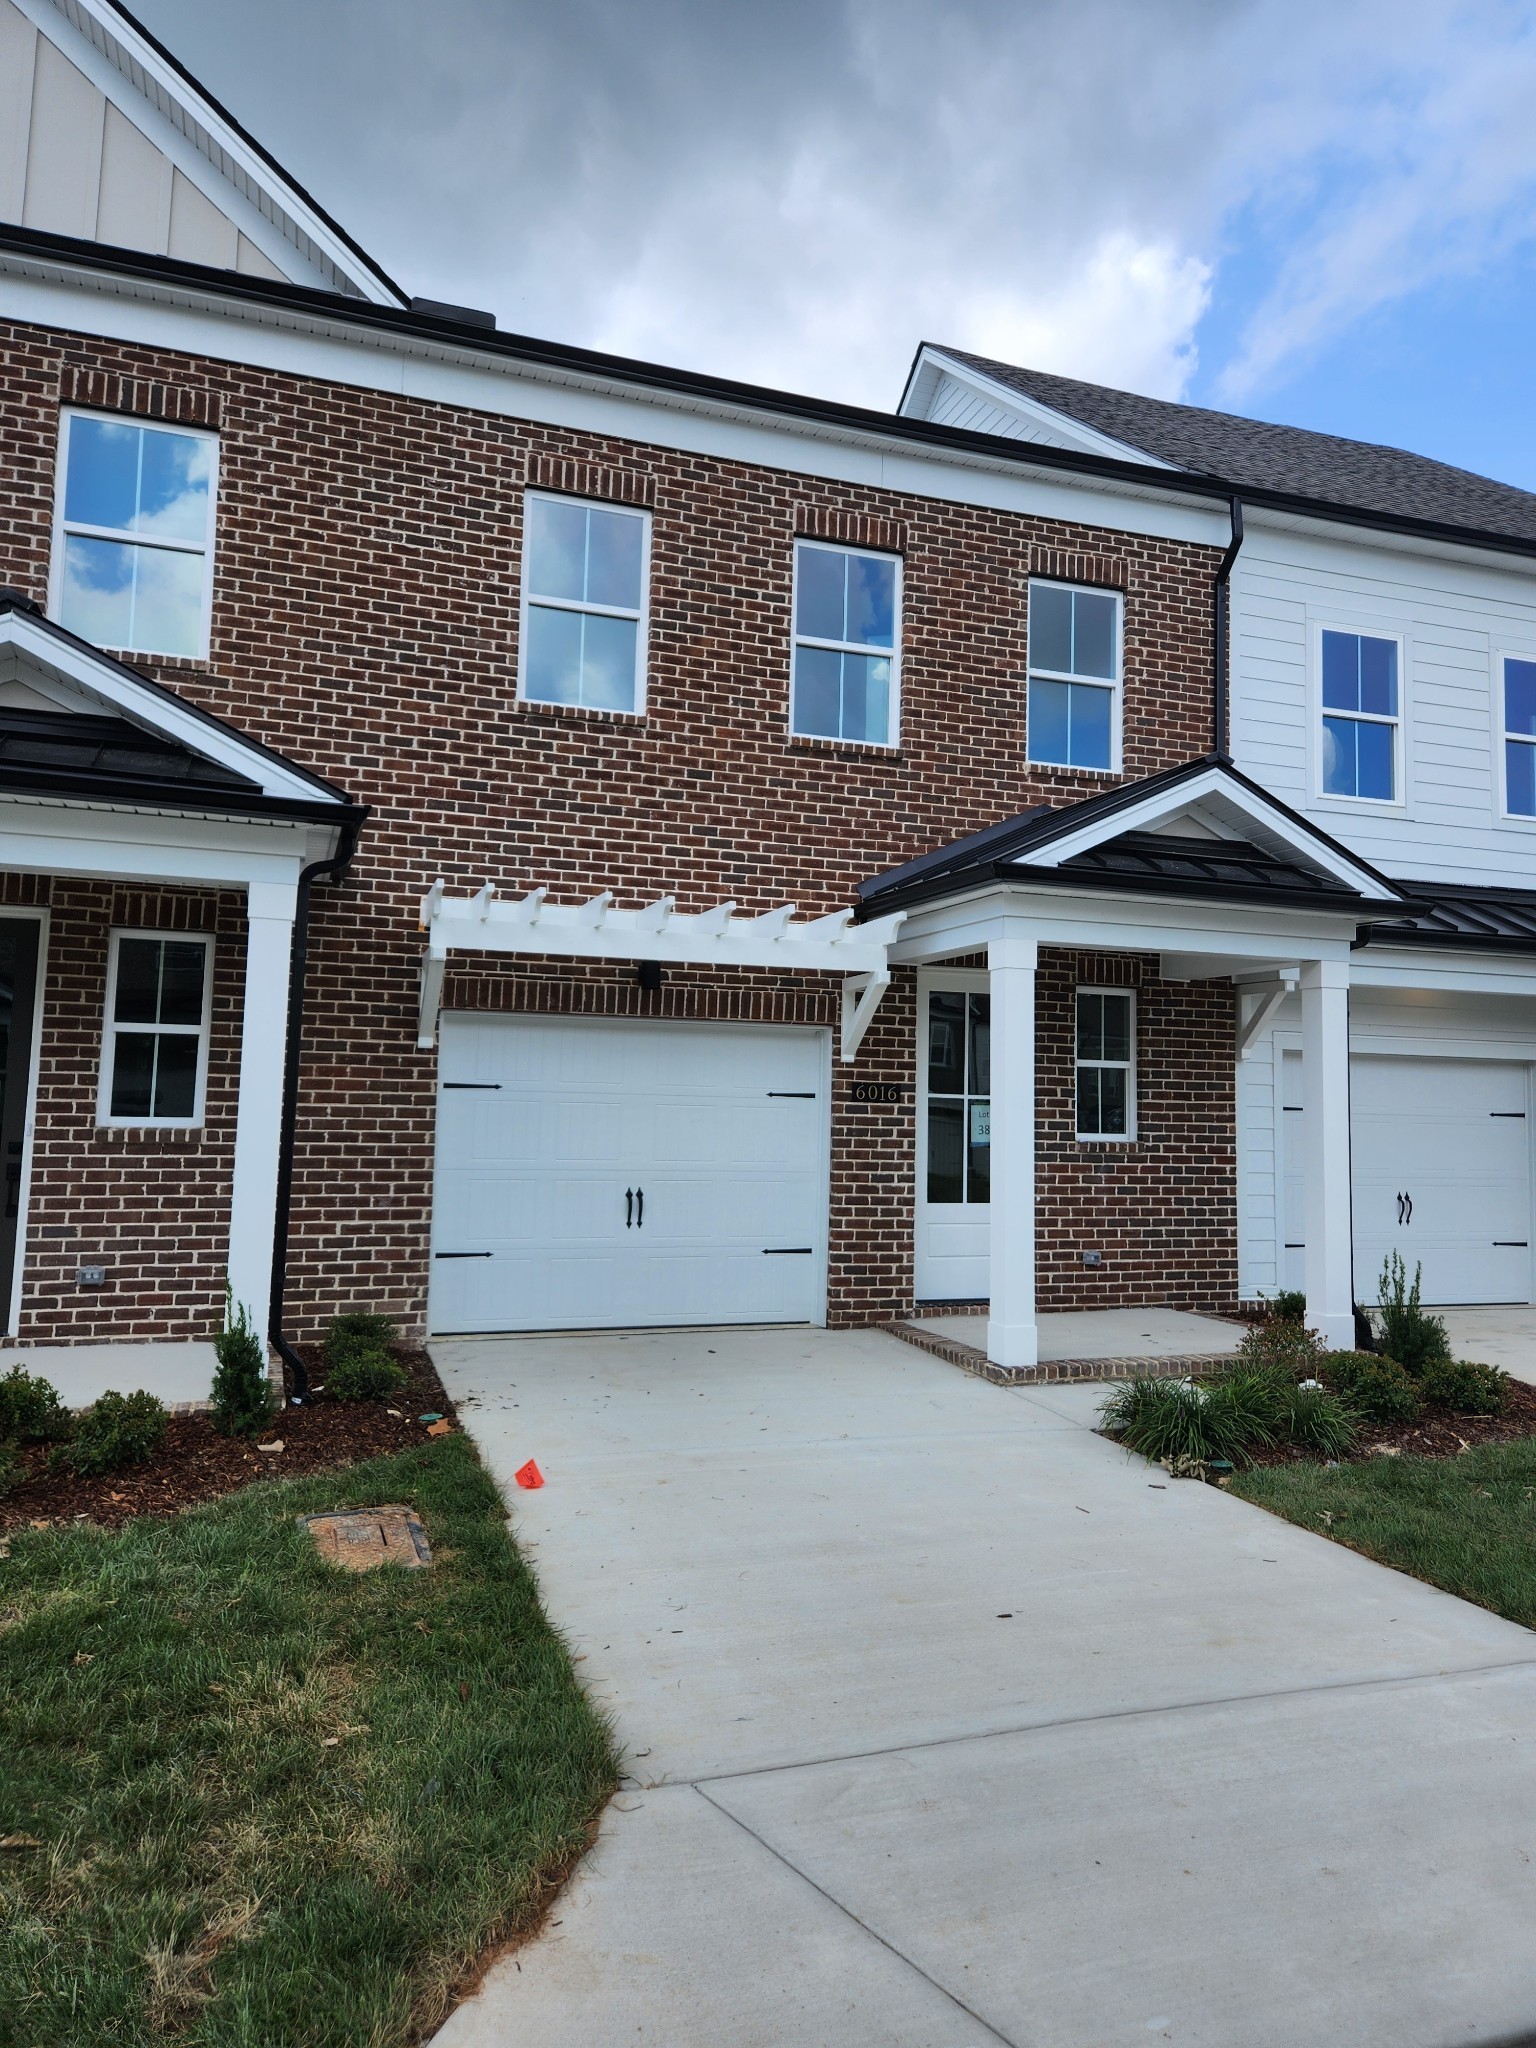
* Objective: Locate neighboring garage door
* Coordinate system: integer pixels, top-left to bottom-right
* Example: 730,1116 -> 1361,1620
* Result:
1351,1055 -> 1532,1305
429,1014 -> 827,1333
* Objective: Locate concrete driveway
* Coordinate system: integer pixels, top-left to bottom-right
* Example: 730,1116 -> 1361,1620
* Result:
431,1326 -> 1536,2048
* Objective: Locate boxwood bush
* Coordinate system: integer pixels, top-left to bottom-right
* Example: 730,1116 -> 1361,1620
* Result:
1417,1357 -> 1509,1416
1321,1349 -> 1420,1424
61,1389 -> 168,1476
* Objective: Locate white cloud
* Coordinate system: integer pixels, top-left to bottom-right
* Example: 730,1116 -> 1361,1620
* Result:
129,0 -> 1536,415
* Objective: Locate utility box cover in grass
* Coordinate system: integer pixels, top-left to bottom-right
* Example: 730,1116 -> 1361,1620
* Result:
298,1505 -> 432,1571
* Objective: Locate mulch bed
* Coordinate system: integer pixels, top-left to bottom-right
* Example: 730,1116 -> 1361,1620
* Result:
1246,1372 -> 1536,1468
0,1347 -> 459,1532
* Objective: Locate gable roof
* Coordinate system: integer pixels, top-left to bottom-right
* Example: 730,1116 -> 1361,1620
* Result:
0,592 -> 364,823
908,346 -> 1536,546
857,757 -> 1411,917
1,0 -> 404,303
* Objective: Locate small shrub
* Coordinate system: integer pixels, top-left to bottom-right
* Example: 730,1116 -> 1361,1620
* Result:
1377,1252 -> 1450,1375
1278,1380 -> 1359,1458
0,1363 -> 70,1443
1418,1357 -> 1509,1417
1266,1289 -> 1307,1323
210,1294 -> 274,1439
324,1313 -> 399,1368
326,1348 -> 407,1402
1321,1349 -> 1419,1424
62,1389 -> 167,1476
1237,1319 -> 1329,1380
0,1437 -> 18,1499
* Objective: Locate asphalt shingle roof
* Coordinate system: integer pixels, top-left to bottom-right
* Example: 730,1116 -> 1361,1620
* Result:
934,348 -> 1536,543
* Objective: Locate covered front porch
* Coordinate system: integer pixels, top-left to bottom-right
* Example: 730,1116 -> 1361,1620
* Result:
862,757 -> 1416,1371
0,594 -> 362,1395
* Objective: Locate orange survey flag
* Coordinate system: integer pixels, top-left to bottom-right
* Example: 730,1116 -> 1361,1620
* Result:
514,1459 -> 544,1490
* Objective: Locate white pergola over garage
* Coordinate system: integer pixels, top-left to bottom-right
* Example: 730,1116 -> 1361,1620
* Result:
416,884 -> 907,1059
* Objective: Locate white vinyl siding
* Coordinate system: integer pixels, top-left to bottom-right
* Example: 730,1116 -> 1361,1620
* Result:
1229,524 -> 1536,886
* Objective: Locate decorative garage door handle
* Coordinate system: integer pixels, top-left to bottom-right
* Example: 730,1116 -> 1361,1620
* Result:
1396,1191 -> 1414,1226
625,1188 -> 645,1228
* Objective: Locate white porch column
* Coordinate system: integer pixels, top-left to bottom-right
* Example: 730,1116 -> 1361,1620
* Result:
226,877 -> 298,1331
1300,957 -> 1354,1349
987,931 -> 1038,1370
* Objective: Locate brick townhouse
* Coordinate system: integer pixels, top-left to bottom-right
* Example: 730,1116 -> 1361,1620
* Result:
5,0 -> 1536,1399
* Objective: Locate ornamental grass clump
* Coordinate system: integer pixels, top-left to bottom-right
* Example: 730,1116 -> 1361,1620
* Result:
1100,1347 -> 1357,1469
60,1389 -> 167,1477
322,1312 -> 407,1402
210,1293 -> 275,1438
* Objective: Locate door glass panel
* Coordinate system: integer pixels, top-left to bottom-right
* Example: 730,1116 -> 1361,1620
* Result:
927,991 -> 990,1204
927,1099 -> 964,1202
927,993 -> 965,1095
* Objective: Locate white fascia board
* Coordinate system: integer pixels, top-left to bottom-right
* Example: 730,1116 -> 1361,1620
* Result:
889,877 -> 1361,964
901,346 -> 1177,471
1349,946 -> 1536,996
0,791 -> 313,884
23,0 -> 402,303
0,609 -> 344,807
1011,764 -> 1403,901
0,261 -> 1235,553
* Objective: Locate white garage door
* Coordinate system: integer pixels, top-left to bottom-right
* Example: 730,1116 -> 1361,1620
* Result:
1282,1051 -> 1533,1305
429,1014 -> 827,1333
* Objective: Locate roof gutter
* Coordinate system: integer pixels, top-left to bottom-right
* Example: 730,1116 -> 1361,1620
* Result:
1212,497 -> 1244,759
268,815 -> 365,1403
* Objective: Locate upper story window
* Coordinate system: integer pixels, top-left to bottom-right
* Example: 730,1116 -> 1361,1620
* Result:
1027,581 -> 1121,771
791,540 -> 900,746
51,412 -> 218,659
97,932 -> 212,1127
1503,656 -> 1536,817
1076,989 -> 1135,1141
520,492 -> 649,713
1321,629 -> 1398,802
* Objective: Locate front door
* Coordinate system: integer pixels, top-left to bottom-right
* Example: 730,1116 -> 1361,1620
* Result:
0,920 -> 40,1332
915,975 -> 991,1301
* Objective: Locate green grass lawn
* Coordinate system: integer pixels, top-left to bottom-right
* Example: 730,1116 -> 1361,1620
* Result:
1233,1438 -> 1536,1630
0,1434 -> 618,2048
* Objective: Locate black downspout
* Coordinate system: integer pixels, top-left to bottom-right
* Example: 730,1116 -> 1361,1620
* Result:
268,823 -> 362,1404
1212,495 -> 1245,759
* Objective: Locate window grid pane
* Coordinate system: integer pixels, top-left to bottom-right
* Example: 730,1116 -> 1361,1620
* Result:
1027,582 -> 1119,769
791,543 -> 900,744
59,416 -> 212,657
105,938 -> 206,1124
1075,991 -> 1132,1140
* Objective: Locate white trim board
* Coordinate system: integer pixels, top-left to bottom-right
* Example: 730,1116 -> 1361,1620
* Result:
0,605 -> 348,807
12,0 -> 402,300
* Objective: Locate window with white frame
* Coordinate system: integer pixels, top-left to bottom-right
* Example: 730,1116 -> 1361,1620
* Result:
1321,629 -> 1398,801
98,933 -> 212,1126
1504,656 -> 1536,816
1076,989 -> 1134,1140
1027,581 -> 1120,771
791,540 -> 900,745
51,412 -> 218,659
520,492 -> 649,713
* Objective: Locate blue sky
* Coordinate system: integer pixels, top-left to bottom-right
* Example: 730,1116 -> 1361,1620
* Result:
135,0 -> 1536,491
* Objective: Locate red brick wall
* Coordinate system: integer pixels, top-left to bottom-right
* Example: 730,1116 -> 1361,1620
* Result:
0,874 -> 245,1342
1035,950 -> 1237,1314
0,320 -> 1233,1338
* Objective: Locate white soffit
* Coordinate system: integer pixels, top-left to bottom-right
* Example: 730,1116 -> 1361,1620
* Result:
12,0 -> 403,302
0,608 -> 345,806
899,347 -> 1176,470
416,884 -> 907,1059
1010,764 -> 1404,900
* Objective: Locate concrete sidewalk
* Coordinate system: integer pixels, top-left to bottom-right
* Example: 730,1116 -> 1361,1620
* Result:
431,1325 -> 1536,2048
